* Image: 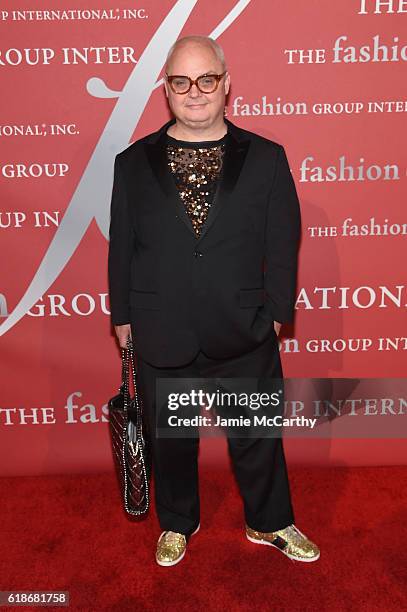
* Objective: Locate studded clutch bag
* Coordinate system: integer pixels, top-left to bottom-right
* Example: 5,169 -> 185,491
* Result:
108,336 -> 151,516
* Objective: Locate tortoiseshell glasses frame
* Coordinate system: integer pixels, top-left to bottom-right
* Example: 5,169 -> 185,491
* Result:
165,71 -> 227,94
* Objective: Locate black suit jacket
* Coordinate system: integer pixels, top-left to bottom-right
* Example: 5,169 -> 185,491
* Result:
108,116 -> 301,367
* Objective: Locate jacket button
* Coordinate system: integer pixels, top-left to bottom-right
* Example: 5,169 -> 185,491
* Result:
193,250 -> 203,257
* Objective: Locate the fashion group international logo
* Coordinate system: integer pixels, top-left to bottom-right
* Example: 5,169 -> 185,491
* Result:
0,0 -> 252,337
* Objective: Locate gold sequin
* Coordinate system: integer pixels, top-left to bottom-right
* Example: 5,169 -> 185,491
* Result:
156,531 -> 187,564
246,523 -> 320,561
167,142 -> 226,237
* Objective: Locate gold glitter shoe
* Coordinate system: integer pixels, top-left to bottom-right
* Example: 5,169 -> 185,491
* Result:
246,523 -> 320,562
155,523 -> 200,567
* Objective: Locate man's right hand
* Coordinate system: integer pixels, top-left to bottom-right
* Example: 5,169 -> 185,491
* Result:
114,323 -> 132,349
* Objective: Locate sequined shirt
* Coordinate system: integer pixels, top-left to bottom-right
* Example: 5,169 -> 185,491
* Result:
166,131 -> 228,237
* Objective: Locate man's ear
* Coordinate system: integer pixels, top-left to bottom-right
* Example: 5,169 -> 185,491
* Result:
163,81 -> 169,98
224,72 -> 231,95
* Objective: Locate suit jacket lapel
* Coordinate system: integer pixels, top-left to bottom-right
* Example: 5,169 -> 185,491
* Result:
144,117 -> 250,242
196,125 -> 249,244
144,118 -> 196,236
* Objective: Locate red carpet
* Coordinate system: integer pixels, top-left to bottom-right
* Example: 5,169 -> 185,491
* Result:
1,464 -> 406,611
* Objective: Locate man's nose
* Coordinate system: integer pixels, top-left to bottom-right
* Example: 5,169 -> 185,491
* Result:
188,83 -> 202,98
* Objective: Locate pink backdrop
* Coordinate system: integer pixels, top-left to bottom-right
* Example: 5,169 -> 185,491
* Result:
1,0 -> 406,476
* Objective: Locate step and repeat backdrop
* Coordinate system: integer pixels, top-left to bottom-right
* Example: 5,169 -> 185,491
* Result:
1,0 -> 406,475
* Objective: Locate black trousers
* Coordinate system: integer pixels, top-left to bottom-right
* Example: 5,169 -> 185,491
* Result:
135,332 -> 295,536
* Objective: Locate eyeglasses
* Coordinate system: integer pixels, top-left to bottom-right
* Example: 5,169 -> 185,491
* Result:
165,71 -> 227,94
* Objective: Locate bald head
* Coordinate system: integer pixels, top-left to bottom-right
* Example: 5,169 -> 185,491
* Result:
165,35 -> 226,74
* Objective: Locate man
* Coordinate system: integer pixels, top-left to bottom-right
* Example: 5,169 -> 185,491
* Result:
108,35 -> 319,566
